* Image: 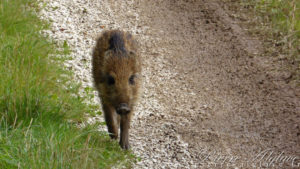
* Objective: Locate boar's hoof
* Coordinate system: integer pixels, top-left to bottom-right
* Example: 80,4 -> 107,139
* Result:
120,141 -> 130,150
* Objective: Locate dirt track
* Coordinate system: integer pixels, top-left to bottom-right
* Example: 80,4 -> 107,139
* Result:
41,0 -> 300,168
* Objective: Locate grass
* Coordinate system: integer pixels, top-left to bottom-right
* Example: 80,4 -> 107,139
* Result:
251,0 -> 299,57
0,0 -> 134,168
0,120 -> 133,169
223,0 -> 300,82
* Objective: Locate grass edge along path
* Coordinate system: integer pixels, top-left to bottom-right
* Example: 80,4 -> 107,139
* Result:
223,0 -> 300,83
0,0 -> 134,168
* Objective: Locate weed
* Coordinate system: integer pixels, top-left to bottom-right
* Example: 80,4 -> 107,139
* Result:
0,0 -> 135,168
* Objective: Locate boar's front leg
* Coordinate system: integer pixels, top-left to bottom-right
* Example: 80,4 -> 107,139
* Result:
103,104 -> 119,139
120,113 -> 131,150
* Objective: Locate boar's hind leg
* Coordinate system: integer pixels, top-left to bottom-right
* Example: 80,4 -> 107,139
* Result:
103,104 -> 119,139
120,113 -> 131,150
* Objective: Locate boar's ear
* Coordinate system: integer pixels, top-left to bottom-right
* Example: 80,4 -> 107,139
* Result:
129,51 -> 141,71
103,50 -> 113,60
128,51 -> 136,57
128,51 -> 140,61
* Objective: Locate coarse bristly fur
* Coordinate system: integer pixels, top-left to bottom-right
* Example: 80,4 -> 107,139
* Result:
92,30 -> 141,149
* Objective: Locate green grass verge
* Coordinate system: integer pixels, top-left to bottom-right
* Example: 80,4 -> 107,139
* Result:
0,0 -> 134,168
251,0 -> 300,58
250,0 -> 300,82
0,120 -> 133,169
223,0 -> 299,82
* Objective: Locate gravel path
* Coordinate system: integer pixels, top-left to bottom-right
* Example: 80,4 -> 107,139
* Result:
40,0 -> 300,168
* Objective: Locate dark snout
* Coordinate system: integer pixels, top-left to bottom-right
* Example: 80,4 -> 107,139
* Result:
116,103 -> 130,115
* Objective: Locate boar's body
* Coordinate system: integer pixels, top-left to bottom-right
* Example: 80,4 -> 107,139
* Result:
92,30 -> 141,149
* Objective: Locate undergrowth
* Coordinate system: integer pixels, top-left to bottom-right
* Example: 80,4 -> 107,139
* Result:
224,0 -> 300,82
248,0 -> 299,59
0,0 -> 134,168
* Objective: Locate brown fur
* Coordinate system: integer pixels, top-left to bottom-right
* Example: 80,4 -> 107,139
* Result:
92,30 -> 141,149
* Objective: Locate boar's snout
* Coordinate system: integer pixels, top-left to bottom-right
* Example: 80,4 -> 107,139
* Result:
116,103 -> 130,115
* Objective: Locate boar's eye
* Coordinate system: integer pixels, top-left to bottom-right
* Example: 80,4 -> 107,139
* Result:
107,75 -> 115,85
129,75 -> 135,85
